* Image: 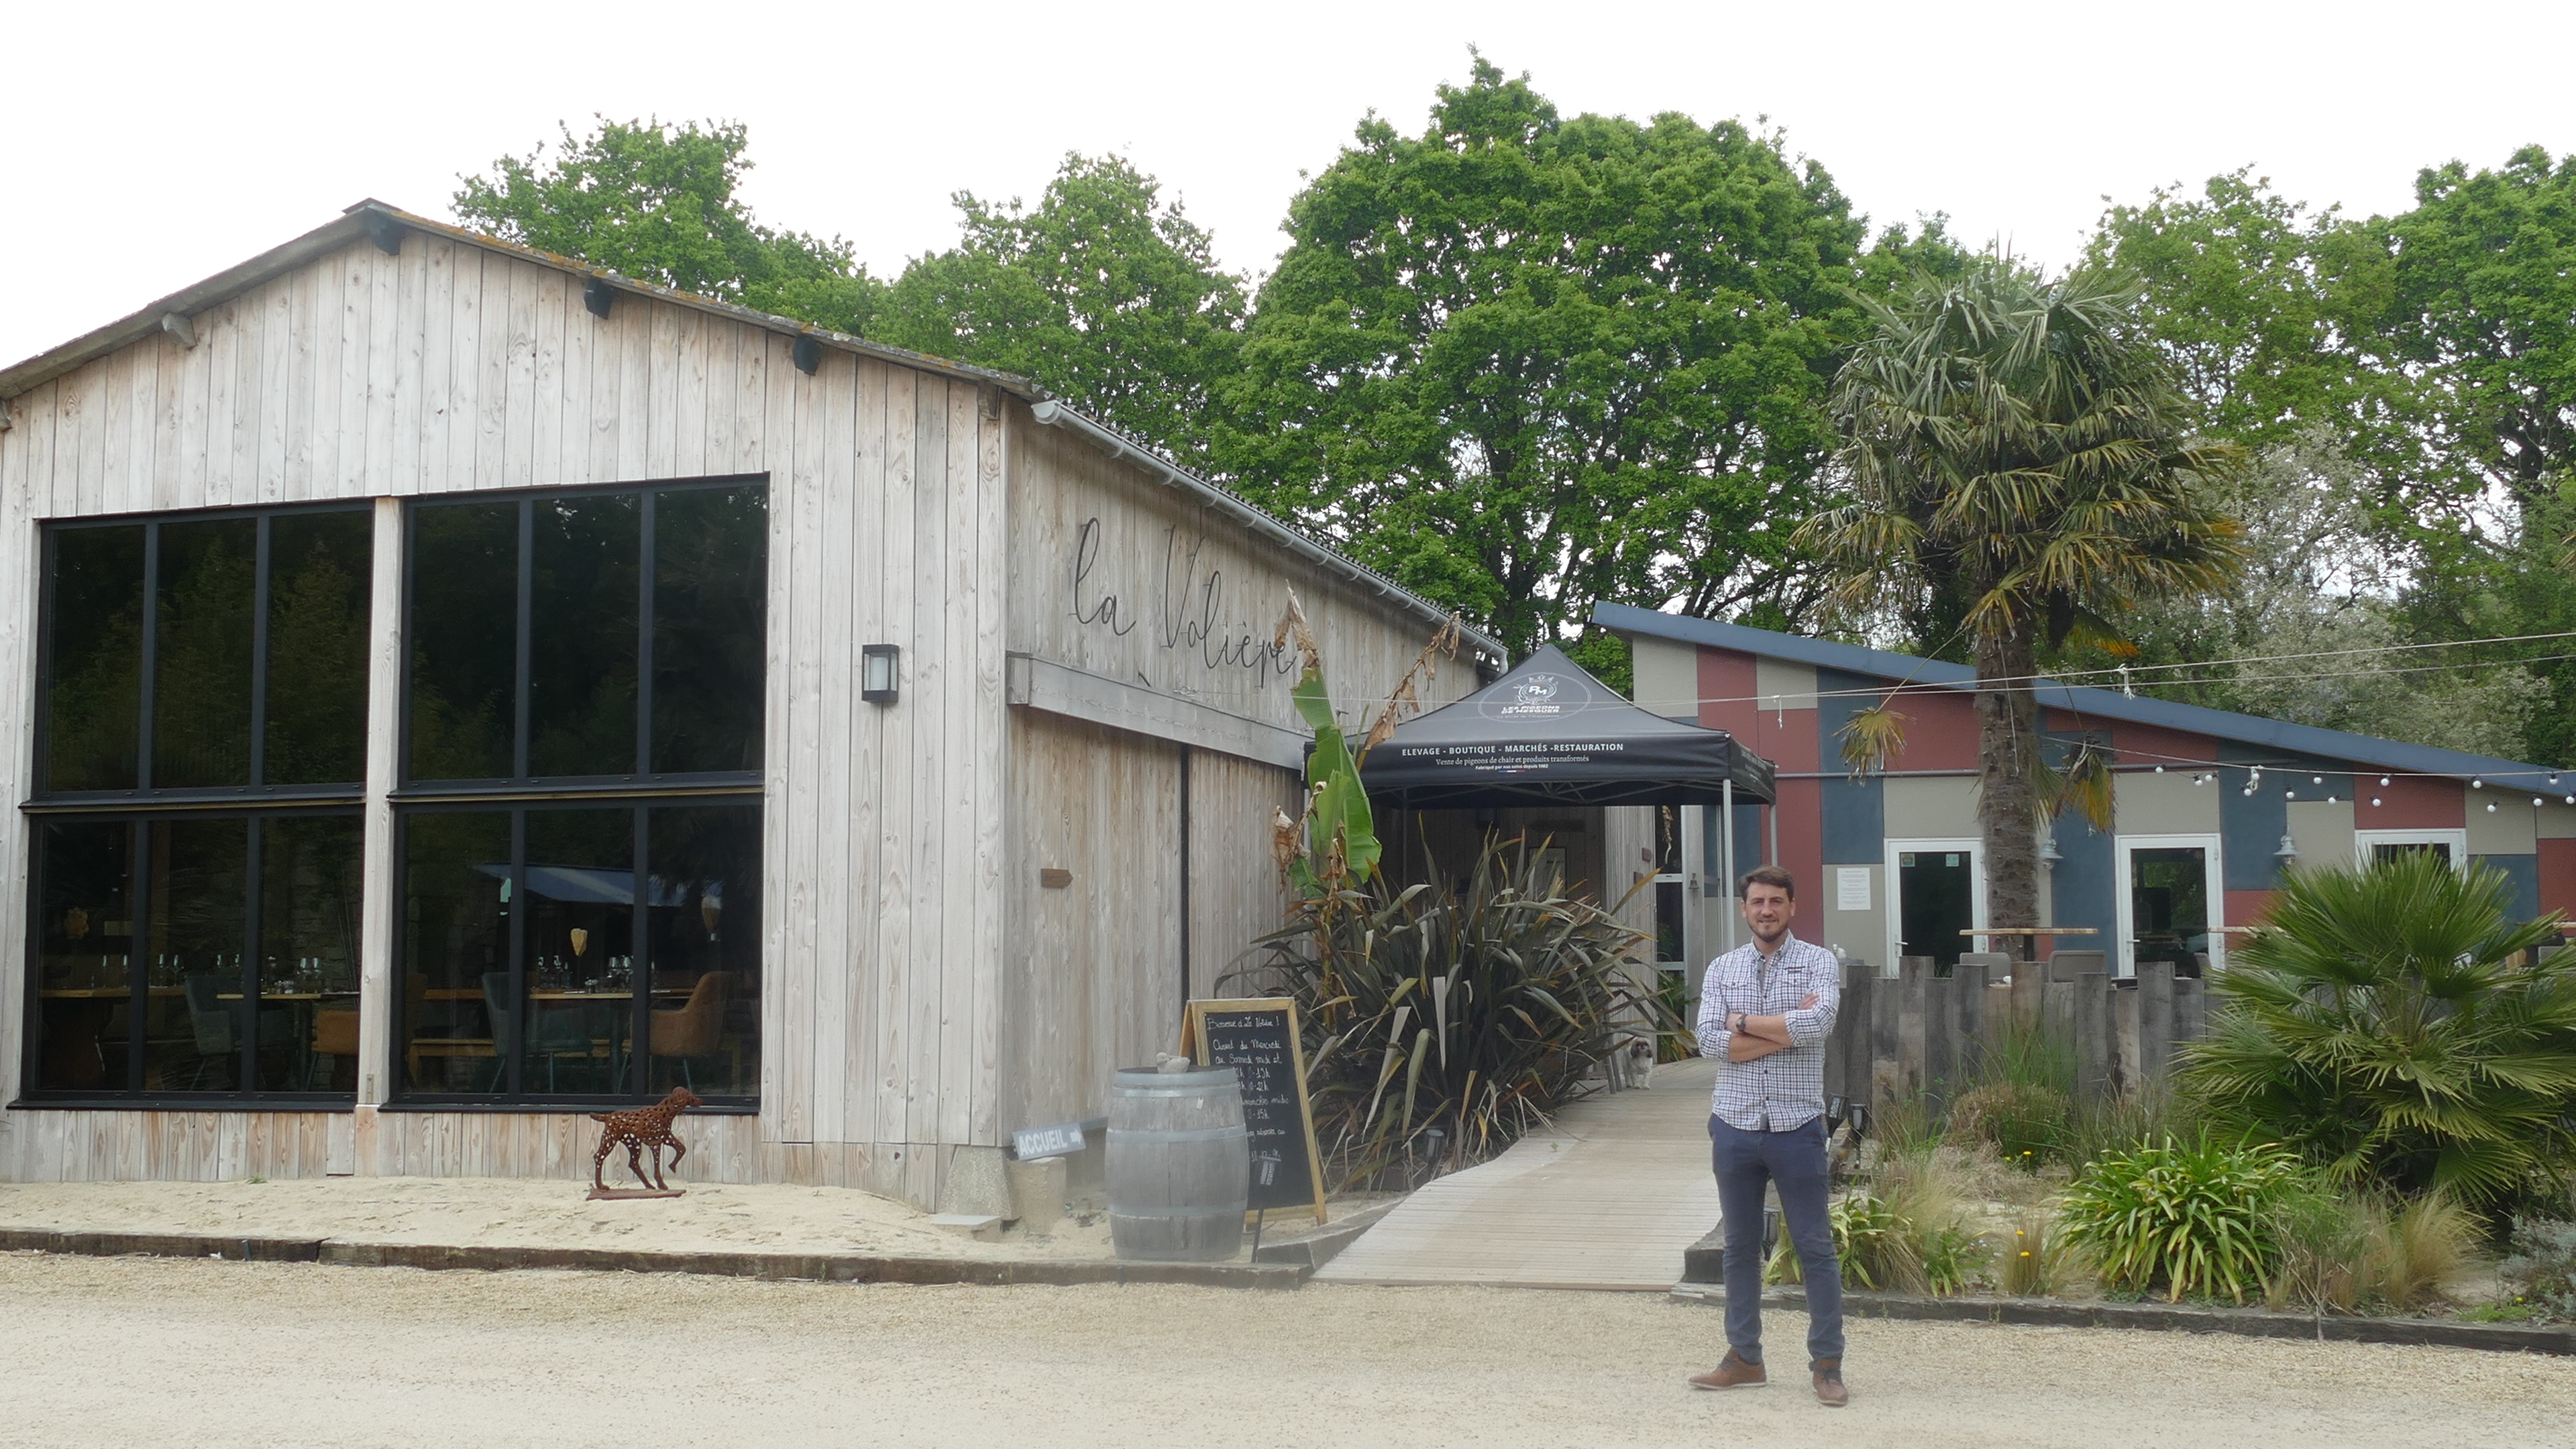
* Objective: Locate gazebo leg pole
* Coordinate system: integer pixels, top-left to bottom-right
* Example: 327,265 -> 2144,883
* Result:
1720,780 -> 1735,954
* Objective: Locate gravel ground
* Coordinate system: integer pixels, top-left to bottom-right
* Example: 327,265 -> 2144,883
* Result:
3,1253 -> 2569,1448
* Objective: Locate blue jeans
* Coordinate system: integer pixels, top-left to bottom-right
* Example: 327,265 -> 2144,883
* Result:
1709,1114 -> 1843,1364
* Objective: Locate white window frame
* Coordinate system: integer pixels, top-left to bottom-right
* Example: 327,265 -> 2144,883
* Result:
2353,828 -> 2469,872
2116,833 -> 2225,979
1883,837 -> 1987,971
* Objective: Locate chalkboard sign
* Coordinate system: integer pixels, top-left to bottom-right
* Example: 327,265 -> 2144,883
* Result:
1181,998 -> 1328,1224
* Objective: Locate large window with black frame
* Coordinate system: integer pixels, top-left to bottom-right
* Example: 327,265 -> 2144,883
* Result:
25,504 -> 374,1101
396,480 -> 766,1108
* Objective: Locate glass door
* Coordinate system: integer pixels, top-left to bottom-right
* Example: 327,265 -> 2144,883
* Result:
2115,834 -> 2224,978
1885,838 -> 1984,972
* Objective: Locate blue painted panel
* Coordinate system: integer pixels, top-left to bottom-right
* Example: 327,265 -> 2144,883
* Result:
2218,741 -> 2290,890
2474,853 -> 2542,922
1703,797 -> 1772,895
2051,814 -> 2116,950
1815,666 -> 1888,865
1820,777 -> 1883,864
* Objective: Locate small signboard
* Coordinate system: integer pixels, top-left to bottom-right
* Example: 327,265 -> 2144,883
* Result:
1180,998 -> 1328,1224
1012,1122 -> 1085,1161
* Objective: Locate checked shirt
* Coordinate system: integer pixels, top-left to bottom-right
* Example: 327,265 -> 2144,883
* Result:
1694,931 -> 1841,1132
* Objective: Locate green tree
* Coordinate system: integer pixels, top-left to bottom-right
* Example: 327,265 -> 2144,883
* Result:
2090,170 -> 2402,459
873,154 -> 1248,471
1217,58 -> 1927,654
2377,146 -> 2576,506
2184,851 -> 2576,1207
1797,256 -> 2244,955
453,117 -> 883,335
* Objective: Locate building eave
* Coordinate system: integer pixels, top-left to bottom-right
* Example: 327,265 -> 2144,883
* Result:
1593,601 -> 2566,788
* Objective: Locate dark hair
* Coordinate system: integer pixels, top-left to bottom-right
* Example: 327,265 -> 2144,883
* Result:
1740,865 -> 1796,900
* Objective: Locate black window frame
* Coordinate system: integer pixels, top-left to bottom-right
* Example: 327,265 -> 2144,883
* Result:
388,476 -> 767,1114
20,498 -> 378,1108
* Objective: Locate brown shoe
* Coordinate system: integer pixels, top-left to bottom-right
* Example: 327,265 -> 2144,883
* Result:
1811,1358 -> 1848,1407
1687,1349 -> 1766,1389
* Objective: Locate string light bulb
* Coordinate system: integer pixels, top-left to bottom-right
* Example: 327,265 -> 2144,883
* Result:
2473,779 -> 2485,789
2381,777 -> 2392,787
2372,798 -> 2384,807
2487,801 -> 2499,813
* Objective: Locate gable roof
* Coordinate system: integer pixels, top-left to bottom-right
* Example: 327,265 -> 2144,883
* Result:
0,200 -> 1501,663
1592,601 -> 2567,790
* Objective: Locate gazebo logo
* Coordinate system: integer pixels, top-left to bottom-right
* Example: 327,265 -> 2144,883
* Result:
1502,674 -> 1566,716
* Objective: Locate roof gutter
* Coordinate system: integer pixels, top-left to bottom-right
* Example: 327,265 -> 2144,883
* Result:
1026,399 -> 1504,663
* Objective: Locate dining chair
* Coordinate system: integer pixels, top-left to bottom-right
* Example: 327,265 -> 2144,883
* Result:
649,971 -> 731,1090
481,972 -> 600,1091
307,1009 -> 360,1090
181,974 -> 294,1089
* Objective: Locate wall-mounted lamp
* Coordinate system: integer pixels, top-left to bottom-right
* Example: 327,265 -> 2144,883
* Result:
2039,836 -> 2061,868
861,643 -> 901,704
2274,833 -> 2300,866
793,335 -> 823,376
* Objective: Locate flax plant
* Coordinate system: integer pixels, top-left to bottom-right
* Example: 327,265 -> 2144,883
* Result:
1234,833 -> 1666,1190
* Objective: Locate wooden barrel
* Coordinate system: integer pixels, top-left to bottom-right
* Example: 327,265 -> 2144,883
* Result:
1106,1066 -> 1248,1262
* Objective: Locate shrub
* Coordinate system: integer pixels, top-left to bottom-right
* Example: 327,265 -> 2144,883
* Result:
2265,1188 -> 2477,1316
2059,1083 -> 2200,1174
2498,1218 -> 2576,1322
1996,1210 -> 2065,1297
1772,1190 -> 1921,1292
1950,1079 -> 2070,1169
1783,1155 -> 1983,1295
2057,1135 -> 2306,1303
1238,832 -> 1666,1189
2182,851 -> 2576,1206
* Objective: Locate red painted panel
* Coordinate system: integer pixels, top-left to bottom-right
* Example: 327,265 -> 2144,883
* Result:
1774,778 -> 1824,907
2224,889 -> 2279,931
1760,707 -> 1821,775
2355,774 -> 2463,829
1697,647 -> 1759,740
1890,690 -> 1979,771
2110,722 -> 2224,774
2538,839 -> 2576,922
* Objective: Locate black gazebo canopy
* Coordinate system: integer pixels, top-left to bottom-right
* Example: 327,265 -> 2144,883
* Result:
1360,644 -> 1776,809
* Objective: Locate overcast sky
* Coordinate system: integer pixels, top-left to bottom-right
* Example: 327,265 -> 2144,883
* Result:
5,1 -> 2571,367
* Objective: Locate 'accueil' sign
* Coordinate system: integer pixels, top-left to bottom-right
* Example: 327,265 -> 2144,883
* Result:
1012,1122 -> 1085,1160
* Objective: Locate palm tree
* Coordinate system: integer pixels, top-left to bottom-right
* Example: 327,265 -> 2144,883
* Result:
1796,256 -> 2244,957
2182,851 -> 2576,1205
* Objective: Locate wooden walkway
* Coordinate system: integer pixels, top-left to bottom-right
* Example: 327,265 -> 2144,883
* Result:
1311,1058 -> 1719,1291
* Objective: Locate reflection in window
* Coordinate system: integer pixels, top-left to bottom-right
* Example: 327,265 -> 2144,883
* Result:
39,508 -> 371,796
406,483 -> 767,785
32,820 -> 134,1091
152,518 -> 260,789
265,511 -> 375,786
408,503 -> 518,782
42,526 -> 146,793
653,487 -> 767,775
398,811 -> 511,1093
529,496 -> 641,778
519,808 -> 635,1093
394,798 -> 761,1104
260,814 -> 365,1090
143,818 -> 256,1093
647,802 -> 761,1097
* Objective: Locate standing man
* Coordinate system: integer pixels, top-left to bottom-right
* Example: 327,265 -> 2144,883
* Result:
1686,865 -> 1847,1407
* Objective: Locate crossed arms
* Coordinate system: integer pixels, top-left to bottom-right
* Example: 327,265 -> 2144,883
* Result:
1717,994 -> 1820,1061
1695,970 -> 1835,1063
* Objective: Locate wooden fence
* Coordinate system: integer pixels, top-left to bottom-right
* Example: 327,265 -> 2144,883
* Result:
1821,950 -> 2213,1112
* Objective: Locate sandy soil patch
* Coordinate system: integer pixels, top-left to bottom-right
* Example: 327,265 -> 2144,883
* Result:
0,1175 -> 1127,1260
2,1254 -> 2569,1449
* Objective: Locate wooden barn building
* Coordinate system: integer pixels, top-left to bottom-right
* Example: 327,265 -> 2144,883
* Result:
0,201 -> 1498,1203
